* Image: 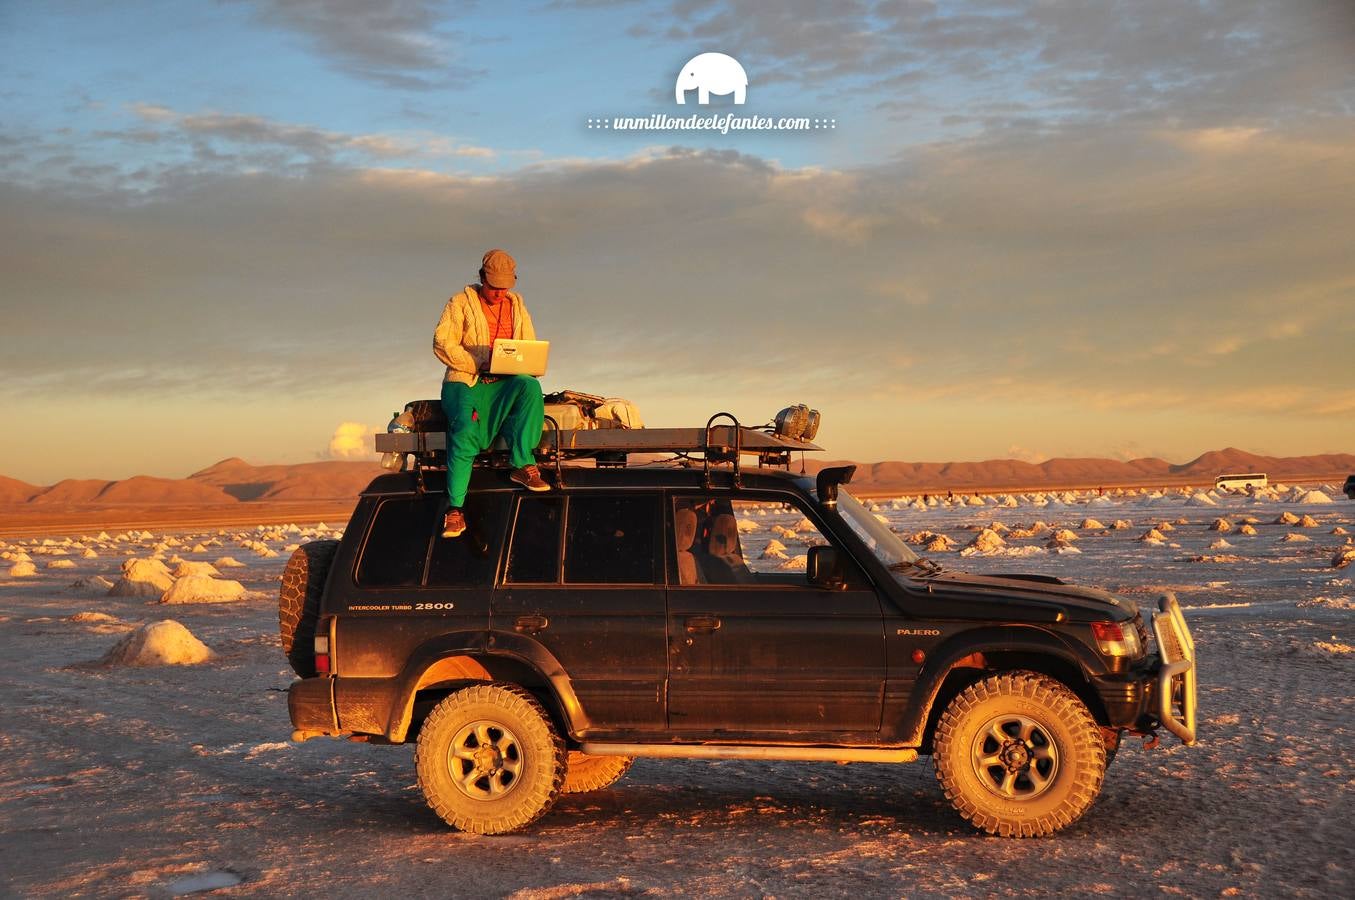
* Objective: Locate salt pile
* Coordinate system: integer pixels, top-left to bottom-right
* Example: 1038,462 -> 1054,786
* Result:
7,561 -> 38,577
172,561 -> 222,578
1209,518 -> 1233,533
1331,548 -> 1355,570
1185,493 -> 1218,507
1080,518 -> 1105,530
1238,524 -> 1259,536
1279,534 -> 1311,543
45,559 -> 77,569
760,540 -> 788,560
1296,490 -> 1334,505
962,529 -> 1006,554
924,534 -> 956,552
215,557 -> 246,568
98,620 -> 213,666
160,575 -> 247,605
1297,515 -> 1319,528
1275,512 -> 1300,525
109,558 -> 175,597
69,575 -> 115,596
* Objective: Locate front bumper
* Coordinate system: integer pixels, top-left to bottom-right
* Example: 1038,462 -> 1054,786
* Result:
1151,592 -> 1198,745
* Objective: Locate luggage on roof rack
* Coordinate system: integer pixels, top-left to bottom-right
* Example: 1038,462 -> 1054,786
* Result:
374,401 -> 823,487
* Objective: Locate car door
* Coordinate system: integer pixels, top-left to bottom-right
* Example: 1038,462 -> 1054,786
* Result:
665,493 -> 886,734
491,492 -> 668,733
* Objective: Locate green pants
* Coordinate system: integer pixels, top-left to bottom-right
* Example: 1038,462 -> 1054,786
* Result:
441,375 -> 544,507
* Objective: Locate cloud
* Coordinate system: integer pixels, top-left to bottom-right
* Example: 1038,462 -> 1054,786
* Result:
641,0 -> 1355,129
327,422 -> 374,459
3,117 -> 1353,467
229,0 -> 480,89
1006,444 -> 1049,465
117,103 -> 495,169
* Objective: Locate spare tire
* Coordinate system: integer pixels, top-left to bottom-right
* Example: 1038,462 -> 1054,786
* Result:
278,540 -> 339,678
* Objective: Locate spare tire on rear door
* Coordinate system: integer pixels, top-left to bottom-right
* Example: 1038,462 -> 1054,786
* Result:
278,540 -> 339,678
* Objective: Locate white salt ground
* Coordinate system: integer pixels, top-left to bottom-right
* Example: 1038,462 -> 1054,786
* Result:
1,500 -> 1352,897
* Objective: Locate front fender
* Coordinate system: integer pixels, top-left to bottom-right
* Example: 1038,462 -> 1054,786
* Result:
897,625 -> 1098,745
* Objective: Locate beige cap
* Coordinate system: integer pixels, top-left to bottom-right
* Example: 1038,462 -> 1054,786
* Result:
480,248 -> 517,289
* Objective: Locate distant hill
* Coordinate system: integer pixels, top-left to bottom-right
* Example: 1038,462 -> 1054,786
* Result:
808,447 -> 1355,494
4,459 -> 384,507
1,448 -> 1349,508
188,458 -> 385,501
0,476 -> 40,504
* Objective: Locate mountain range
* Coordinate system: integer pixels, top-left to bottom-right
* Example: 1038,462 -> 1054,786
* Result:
2,448 -> 1351,507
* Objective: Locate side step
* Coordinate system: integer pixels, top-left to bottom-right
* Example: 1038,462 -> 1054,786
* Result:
579,742 -> 919,764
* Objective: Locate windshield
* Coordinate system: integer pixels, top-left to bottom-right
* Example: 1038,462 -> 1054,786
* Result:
836,489 -> 919,567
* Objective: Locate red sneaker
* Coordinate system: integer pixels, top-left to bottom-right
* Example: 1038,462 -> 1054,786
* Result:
509,465 -> 550,492
441,508 -> 467,538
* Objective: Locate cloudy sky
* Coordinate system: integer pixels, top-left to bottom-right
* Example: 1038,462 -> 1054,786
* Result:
2,0 -> 1353,484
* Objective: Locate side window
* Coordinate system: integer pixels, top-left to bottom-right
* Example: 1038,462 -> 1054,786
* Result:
356,495 -> 440,587
506,497 -> 563,584
672,496 -> 828,585
564,495 -> 658,584
427,493 -> 510,587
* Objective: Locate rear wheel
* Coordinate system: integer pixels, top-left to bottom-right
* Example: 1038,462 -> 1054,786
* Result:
562,752 -> 634,794
415,684 -> 566,834
933,671 -> 1106,837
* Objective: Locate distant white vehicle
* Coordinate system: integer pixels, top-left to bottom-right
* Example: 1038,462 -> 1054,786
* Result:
1215,472 -> 1267,491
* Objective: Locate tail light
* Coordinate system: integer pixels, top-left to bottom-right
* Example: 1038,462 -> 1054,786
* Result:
1090,620 -> 1142,657
314,631 -> 331,674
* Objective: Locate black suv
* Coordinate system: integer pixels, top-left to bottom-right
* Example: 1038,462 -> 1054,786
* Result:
282,412 -> 1197,838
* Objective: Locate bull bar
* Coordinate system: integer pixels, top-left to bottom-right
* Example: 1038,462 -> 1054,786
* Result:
1152,592 -> 1198,746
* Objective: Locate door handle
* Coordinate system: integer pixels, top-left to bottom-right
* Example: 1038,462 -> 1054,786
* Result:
514,615 -> 549,634
684,615 -> 721,635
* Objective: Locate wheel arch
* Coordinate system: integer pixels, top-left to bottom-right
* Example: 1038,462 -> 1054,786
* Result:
386,632 -> 587,744
900,627 -> 1107,751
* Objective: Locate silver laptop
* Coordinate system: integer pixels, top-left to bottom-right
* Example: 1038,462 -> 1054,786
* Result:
489,338 -> 550,376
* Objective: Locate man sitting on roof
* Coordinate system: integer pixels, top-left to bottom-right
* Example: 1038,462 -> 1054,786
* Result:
433,248 -> 550,538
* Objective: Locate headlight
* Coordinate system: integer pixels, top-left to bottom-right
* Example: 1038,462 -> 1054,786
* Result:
1090,620 -> 1142,657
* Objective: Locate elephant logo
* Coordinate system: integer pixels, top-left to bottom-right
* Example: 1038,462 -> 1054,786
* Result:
675,52 -> 748,105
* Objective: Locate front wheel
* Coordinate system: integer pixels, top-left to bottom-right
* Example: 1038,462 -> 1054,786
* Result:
933,671 -> 1106,837
415,684 -> 566,834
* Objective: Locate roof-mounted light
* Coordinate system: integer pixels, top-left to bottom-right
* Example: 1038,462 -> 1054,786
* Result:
774,404 -> 821,442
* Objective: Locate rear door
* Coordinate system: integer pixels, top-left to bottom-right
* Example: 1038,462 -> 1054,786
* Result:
491,492 -> 668,732
665,493 -> 886,734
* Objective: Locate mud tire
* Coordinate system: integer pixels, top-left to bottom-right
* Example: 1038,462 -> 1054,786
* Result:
277,540 -> 338,678
415,684 -> 566,834
562,752 -> 634,794
933,670 -> 1106,837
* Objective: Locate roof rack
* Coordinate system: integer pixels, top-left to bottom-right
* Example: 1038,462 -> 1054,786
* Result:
374,411 -> 823,490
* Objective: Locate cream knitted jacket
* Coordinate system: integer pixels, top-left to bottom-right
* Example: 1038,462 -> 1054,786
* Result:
432,285 -> 537,385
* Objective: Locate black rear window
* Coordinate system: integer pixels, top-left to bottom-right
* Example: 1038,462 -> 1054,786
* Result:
356,495 -> 439,587
427,493 -> 510,587
505,497 -> 563,584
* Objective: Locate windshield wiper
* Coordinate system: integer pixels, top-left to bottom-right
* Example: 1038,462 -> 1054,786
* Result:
890,557 -> 943,575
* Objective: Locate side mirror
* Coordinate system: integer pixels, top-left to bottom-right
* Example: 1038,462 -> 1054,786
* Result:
807,545 -> 845,590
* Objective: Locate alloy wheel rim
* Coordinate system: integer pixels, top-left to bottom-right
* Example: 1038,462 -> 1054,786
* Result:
970,713 -> 1060,800
448,719 -> 524,800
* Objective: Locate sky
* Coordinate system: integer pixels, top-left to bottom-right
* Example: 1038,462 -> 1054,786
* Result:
2,0 -> 1354,485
